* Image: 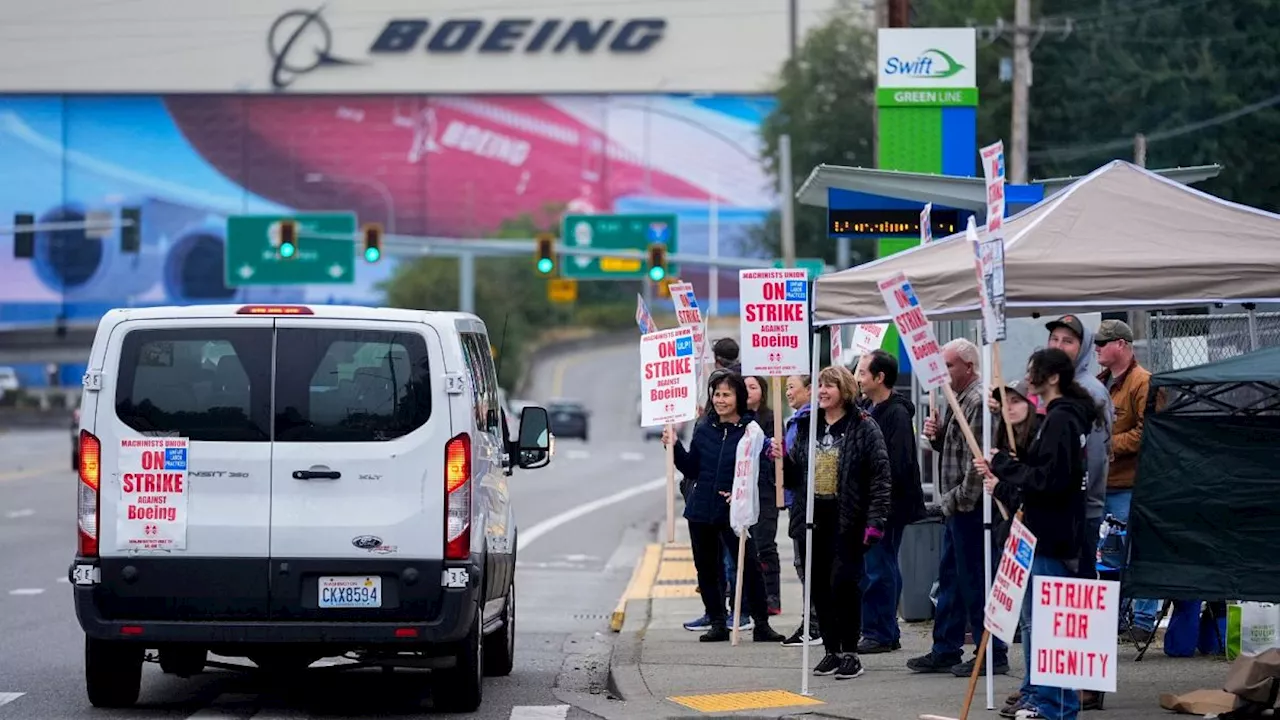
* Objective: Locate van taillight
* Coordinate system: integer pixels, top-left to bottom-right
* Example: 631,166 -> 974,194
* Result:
444,433 -> 471,561
78,430 -> 101,557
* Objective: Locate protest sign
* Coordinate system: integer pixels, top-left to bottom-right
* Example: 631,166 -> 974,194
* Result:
830,326 -> 843,366
921,202 -> 934,245
851,323 -> 888,355
981,140 -> 1006,242
729,422 -> 765,533
635,293 -> 657,334
984,517 -> 1037,645
668,281 -> 708,365
739,269 -> 810,376
967,216 -> 1007,344
639,327 -> 697,427
1031,577 -> 1120,693
117,437 -> 189,551
877,273 -> 947,390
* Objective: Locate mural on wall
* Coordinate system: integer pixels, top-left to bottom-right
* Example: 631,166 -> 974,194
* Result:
0,94 -> 776,326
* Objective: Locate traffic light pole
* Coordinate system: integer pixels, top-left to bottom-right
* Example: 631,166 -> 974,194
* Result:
1,218 -> 137,234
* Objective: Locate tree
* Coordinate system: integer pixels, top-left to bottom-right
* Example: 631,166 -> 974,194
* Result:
751,0 -> 878,265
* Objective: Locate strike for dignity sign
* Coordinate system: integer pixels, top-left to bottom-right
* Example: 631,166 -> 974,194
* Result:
739,269 -> 810,376
117,437 -> 189,551
1031,577 -> 1120,693
640,326 -> 698,427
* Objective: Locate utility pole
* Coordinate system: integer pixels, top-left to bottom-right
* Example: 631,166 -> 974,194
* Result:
1010,0 -> 1031,184
1134,133 -> 1148,168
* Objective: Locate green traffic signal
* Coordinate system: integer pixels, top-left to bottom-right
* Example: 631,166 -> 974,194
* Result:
537,257 -> 554,274
648,265 -> 666,282
279,242 -> 296,259
364,246 -> 381,263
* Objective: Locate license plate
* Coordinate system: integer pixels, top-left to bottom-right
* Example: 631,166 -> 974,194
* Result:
318,576 -> 382,608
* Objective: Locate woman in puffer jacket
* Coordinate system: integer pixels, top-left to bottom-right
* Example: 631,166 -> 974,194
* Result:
664,372 -> 785,643
771,365 -> 893,680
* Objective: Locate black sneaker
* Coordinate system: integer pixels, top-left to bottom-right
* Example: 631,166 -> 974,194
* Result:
813,653 -> 842,676
834,654 -> 865,680
781,625 -> 823,647
699,624 -> 730,643
753,621 -> 785,643
857,637 -> 900,654
906,651 -> 962,673
950,655 -> 1010,677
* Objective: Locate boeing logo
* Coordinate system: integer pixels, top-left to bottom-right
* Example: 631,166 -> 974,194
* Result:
267,10 -> 666,90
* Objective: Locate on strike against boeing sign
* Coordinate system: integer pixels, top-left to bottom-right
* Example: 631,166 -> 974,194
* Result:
639,327 -> 698,427
739,269 -> 811,376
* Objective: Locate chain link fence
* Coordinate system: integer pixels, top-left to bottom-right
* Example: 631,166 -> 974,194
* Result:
1146,311 -> 1280,373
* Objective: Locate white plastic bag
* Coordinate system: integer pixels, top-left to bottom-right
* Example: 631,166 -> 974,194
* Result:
729,421 -> 765,534
1226,601 -> 1280,659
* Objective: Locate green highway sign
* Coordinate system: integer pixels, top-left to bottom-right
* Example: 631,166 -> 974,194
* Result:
773,258 -> 828,281
560,213 -> 679,280
225,212 -> 356,286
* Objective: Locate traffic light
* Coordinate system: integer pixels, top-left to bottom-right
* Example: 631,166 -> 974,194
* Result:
120,206 -> 141,253
535,232 -> 556,274
278,219 -> 298,259
647,243 -> 668,282
13,212 -> 34,259
362,222 -> 382,263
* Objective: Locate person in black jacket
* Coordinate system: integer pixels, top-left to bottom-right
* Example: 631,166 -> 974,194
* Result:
772,365 -> 893,680
665,372 -> 785,643
975,348 -> 1098,720
853,349 -> 926,654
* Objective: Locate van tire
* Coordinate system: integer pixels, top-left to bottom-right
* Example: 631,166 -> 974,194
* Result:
432,605 -> 484,712
85,636 -> 143,708
484,580 -> 516,677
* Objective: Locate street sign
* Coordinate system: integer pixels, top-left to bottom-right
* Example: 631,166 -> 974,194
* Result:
547,278 -> 578,304
772,258 -> 828,281
225,212 -> 357,286
560,213 -> 679,280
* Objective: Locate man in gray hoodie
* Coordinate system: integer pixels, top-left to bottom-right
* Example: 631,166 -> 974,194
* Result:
1043,315 -> 1113,578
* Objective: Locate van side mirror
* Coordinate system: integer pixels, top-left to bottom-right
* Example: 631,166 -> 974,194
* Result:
516,406 -> 551,469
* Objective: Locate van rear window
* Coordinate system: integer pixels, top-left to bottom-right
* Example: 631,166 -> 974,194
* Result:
274,328 -> 432,442
115,328 -> 272,442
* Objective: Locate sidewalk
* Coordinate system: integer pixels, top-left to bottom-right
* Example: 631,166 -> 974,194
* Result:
600,507 -> 1232,719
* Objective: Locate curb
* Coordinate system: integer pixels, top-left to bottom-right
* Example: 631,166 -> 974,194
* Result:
606,596 -> 653,702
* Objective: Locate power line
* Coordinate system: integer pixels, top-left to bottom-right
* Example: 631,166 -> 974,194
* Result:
1029,92 -> 1280,162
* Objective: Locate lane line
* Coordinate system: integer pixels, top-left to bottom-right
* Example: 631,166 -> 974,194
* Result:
4,509 -> 35,519
619,452 -> 645,462
520,476 -> 665,550
8,588 -> 45,596
0,692 -> 24,707
510,705 -> 570,719
0,464 -> 65,484
564,450 -> 590,461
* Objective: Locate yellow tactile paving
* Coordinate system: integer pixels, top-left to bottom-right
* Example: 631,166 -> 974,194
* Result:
667,689 -> 824,713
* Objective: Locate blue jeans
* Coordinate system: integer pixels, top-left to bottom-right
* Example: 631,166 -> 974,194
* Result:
860,523 -> 905,645
1020,556 -> 1082,720
932,509 -> 1007,664
1105,490 -> 1157,631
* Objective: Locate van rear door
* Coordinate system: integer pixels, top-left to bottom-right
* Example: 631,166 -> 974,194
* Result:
267,319 -> 447,622
94,319 -> 274,621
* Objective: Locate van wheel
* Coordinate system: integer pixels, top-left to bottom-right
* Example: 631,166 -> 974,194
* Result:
484,581 -> 516,677
432,606 -> 483,712
85,636 -> 143,708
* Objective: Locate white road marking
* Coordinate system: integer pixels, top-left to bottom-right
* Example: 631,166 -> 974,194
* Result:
565,450 -> 590,460
0,692 -> 24,707
510,705 -> 570,719
619,452 -> 645,462
4,508 -> 34,519
8,588 -> 45,596
56,577 -> 69,583
520,477 -> 665,549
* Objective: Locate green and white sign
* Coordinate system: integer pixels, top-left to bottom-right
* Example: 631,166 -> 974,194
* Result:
877,28 -> 977,89
559,213 -> 679,280
876,87 -> 979,107
225,212 -> 356,286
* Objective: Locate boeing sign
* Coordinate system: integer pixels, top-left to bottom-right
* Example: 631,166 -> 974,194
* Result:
268,9 -> 666,90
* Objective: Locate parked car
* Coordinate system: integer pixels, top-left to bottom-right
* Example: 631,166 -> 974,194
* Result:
68,303 -> 552,712
547,399 -> 589,441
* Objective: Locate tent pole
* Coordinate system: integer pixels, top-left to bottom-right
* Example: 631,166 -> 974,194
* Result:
981,341 -> 994,709
1245,303 -> 1260,352
800,330 -> 822,696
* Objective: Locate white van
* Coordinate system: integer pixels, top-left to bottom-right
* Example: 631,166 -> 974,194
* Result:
68,304 -> 552,712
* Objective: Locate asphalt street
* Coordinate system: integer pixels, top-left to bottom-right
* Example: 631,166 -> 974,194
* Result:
0,339 -> 665,719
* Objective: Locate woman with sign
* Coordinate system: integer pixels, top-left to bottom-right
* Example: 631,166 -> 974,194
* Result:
664,372 -> 786,644
975,348 -> 1100,720
772,366 -> 893,681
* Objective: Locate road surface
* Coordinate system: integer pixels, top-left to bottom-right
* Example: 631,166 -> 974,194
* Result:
0,339 -> 665,719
